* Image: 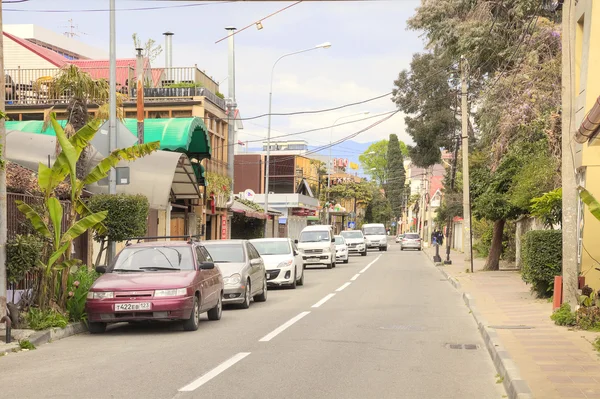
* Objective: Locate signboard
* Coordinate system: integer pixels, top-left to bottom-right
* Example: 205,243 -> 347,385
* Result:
349,162 -> 359,170
243,189 -> 256,202
221,217 -> 228,240
391,222 -> 397,227
348,221 -> 356,229
291,208 -> 317,217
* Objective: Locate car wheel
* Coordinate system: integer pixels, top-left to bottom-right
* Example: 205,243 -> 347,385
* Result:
88,321 -> 107,334
327,262 -> 333,269
289,270 -> 297,289
297,269 -> 304,286
183,296 -> 200,331
401,247 -> 404,251
254,278 -> 268,302
240,281 -> 251,309
344,258 -> 349,263
332,261 -> 336,268
207,293 -> 222,321
361,251 -> 367,256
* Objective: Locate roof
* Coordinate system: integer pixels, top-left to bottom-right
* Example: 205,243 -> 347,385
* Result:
231,200 -> 267,220
151,68 -> 164,87
3,31 -> 68,67
69,58 -> 150,87
6,117 -> 211,158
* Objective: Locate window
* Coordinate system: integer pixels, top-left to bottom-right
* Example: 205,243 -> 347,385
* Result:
252,240 -> 291,256
334,236 -> 345,244
203,243 -> 245,263
341,231 -> 363,239
247,244 -> 261,259
299,231 -> 330,243
112,246 -> 195,271
363,226 -> 386,236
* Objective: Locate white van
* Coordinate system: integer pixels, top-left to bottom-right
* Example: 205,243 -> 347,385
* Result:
362,223 -> 388,251
297,225 -> 336,269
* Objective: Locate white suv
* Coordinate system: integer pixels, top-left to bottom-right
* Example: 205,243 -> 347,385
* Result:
297,225 -> 336,269
340,230 -> 367,256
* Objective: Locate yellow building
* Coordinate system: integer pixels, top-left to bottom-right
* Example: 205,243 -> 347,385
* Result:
574,0 -> 600,290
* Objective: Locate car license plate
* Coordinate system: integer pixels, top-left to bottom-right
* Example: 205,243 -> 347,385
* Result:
115,303 -> 151,312
308,257 -> 320,262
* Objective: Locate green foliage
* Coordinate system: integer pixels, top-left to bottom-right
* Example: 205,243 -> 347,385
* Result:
66,266 -> 99,323
216,91 -> 225,99
237,197 -> 264,212
364,187 -> 391,224
530,188 -> 562,229
386,134 -> 406,219
579,290 -> 598,308
6,234 -> 44,285
551,304 -> 576,327
358,139 -> 408,187
132,33 -> 162,62
26,308 -> 69,330
231,214 -> 264,239
206,172 -> 231,197
594,337 -> 600,352
88,194 -> 149,242
326,181 -> 374,208
575,307 -> 600,331
164,82 -> 203,88
472,219 -> 493,258
579,188 -> 600,223
521,230 -> 562,297
18,340 -> 36,350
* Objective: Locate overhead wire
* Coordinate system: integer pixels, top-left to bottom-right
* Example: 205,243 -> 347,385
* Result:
4,1 -> 237,12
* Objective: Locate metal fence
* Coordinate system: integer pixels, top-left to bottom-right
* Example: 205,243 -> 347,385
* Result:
7,192 -> 71,240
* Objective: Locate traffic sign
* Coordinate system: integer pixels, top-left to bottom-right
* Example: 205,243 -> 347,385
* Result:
348,221 -> 356,229
391,222 -> 397,227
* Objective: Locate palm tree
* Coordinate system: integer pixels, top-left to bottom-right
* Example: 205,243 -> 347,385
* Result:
47,65 -> 111,178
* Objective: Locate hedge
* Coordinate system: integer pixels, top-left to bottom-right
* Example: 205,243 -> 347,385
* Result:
7,234 -> 44,285
87,194 -> 150,242
521,229 -> 562,297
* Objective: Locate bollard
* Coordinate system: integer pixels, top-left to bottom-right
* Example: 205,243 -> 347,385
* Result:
433,243 -> 442,263
1,315 -> 12,344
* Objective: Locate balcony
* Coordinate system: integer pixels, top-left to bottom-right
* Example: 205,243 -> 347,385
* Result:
4,66 -> 226,110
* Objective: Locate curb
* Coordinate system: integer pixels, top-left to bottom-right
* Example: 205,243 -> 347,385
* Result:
2,322 -> 87,354
424,251 -> 533,399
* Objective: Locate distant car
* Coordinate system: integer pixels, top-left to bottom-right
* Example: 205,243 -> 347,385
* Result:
334,235 -> 349,263
395,234 -> 404,243
362,223 -> 388,251
297,225 -> 336,269
203,240 -> 267,309
340,230 -> 367,256
251,238 -> 304,289
85,240 -> 224,334
401,233 -> 422,251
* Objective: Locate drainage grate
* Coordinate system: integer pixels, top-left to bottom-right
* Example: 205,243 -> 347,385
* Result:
488,325 -> 534,330
446,343 -> 480,350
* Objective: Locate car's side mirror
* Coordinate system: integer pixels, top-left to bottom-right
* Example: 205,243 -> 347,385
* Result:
331,237 -> 335,243
95,265 -> 107,274
199,261 -> 215,270
250,258 -> 262,266
294,239 -> 299,244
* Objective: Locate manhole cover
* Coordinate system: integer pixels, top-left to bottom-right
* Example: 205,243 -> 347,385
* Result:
445,343 -> 480,350
488,325 -> 534,330
379,325 -> 424,331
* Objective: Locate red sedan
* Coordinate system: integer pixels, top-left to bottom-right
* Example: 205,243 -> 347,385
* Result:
85,240 -> 223,334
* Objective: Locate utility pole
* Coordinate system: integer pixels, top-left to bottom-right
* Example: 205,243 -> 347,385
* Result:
444,135 -> 460,264
107,0 -> 117,263
426,166 -> 433,244
135,47 -> 144,145
0,5 -> 8,319
225,26 -> 237,192
460,56 -> 473,265
419,173 -> 426,238
561,0 -> 578,308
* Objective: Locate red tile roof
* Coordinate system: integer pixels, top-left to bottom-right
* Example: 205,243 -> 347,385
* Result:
151,68 -> 164,87
70,58 -> 150,87
3,32 -> 68,67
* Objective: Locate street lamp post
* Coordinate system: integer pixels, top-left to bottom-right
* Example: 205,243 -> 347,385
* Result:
264,42 -> 331,237
327,112 -> 369,189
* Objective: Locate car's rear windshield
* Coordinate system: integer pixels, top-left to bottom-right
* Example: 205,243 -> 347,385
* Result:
299,231 -> 330,243
363,226 -> 386,235
203,243 -> 245,263
405,234 -> 420,239
252,240 -> 291,256
113,246 -> 194,271
334,236 -> 345,244
341,231 -> 363,239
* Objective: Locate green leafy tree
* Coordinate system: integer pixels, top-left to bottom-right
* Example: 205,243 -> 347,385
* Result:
386,134 -> 406,219
359,139 -> 407,187
364,187 -> 392,225
530,188 -> 562,229
17,113 -> 159,308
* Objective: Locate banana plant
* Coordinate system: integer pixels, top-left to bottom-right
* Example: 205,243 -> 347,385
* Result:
579,187 -> 600,222
16,113 -> 160,307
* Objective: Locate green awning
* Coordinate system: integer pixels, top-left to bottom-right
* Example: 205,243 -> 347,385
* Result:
6,117 -> 211,158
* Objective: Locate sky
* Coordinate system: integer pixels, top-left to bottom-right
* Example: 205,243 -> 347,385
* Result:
4,0 -> 425,164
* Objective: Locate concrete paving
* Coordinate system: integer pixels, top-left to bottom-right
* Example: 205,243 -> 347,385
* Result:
0,246 -> 505,399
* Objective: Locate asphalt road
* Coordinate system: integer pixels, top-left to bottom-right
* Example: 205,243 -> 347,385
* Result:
0,243 -> 506,399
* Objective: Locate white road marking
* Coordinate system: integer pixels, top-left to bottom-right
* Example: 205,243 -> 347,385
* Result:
336,282 -> 352,292
259,311 -> 311,342
312,293 -> 336,308
359,255 -> 382,273
350,273 -> 361,281
179,352 -> 251,392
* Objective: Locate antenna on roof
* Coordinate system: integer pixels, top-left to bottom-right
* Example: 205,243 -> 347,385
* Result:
60,18 -> 88,38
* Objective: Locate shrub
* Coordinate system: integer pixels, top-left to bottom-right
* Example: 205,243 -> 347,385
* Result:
6,234 -> 44,287
521,229 -> 562,297
66,266 -> 100,323
18,340 -> 36,350
26,308 -> 69,330
88,194 -> 149,242
472,218 -> 493,258
551,303 -> 576,326
594,337 -> 600,352
576,307 -> 600,331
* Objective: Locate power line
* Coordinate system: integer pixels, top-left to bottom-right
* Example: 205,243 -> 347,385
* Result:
4,1 -> 237,12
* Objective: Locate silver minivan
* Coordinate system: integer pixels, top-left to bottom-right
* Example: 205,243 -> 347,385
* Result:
297,225 -> 336,269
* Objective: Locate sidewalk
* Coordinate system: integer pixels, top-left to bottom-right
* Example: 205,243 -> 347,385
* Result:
424,247 -> 600,399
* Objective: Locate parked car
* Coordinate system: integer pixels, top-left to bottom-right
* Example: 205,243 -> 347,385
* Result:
395,234 -> 404,243
203,240 -> 267,308
334,235 -> 349,263
340,230 -> 367,256
251,238 -> 304,289
400,233 -> 422,251
297,225 -> 336,269
362,223 -> 389,251
85,240 -> 223,334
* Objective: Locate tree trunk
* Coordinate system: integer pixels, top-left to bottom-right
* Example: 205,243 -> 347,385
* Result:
484,219 -> 505,271
67,98 -> 89,180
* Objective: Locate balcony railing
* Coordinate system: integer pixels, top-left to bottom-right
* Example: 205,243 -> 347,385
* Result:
5,66 -> 225,109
